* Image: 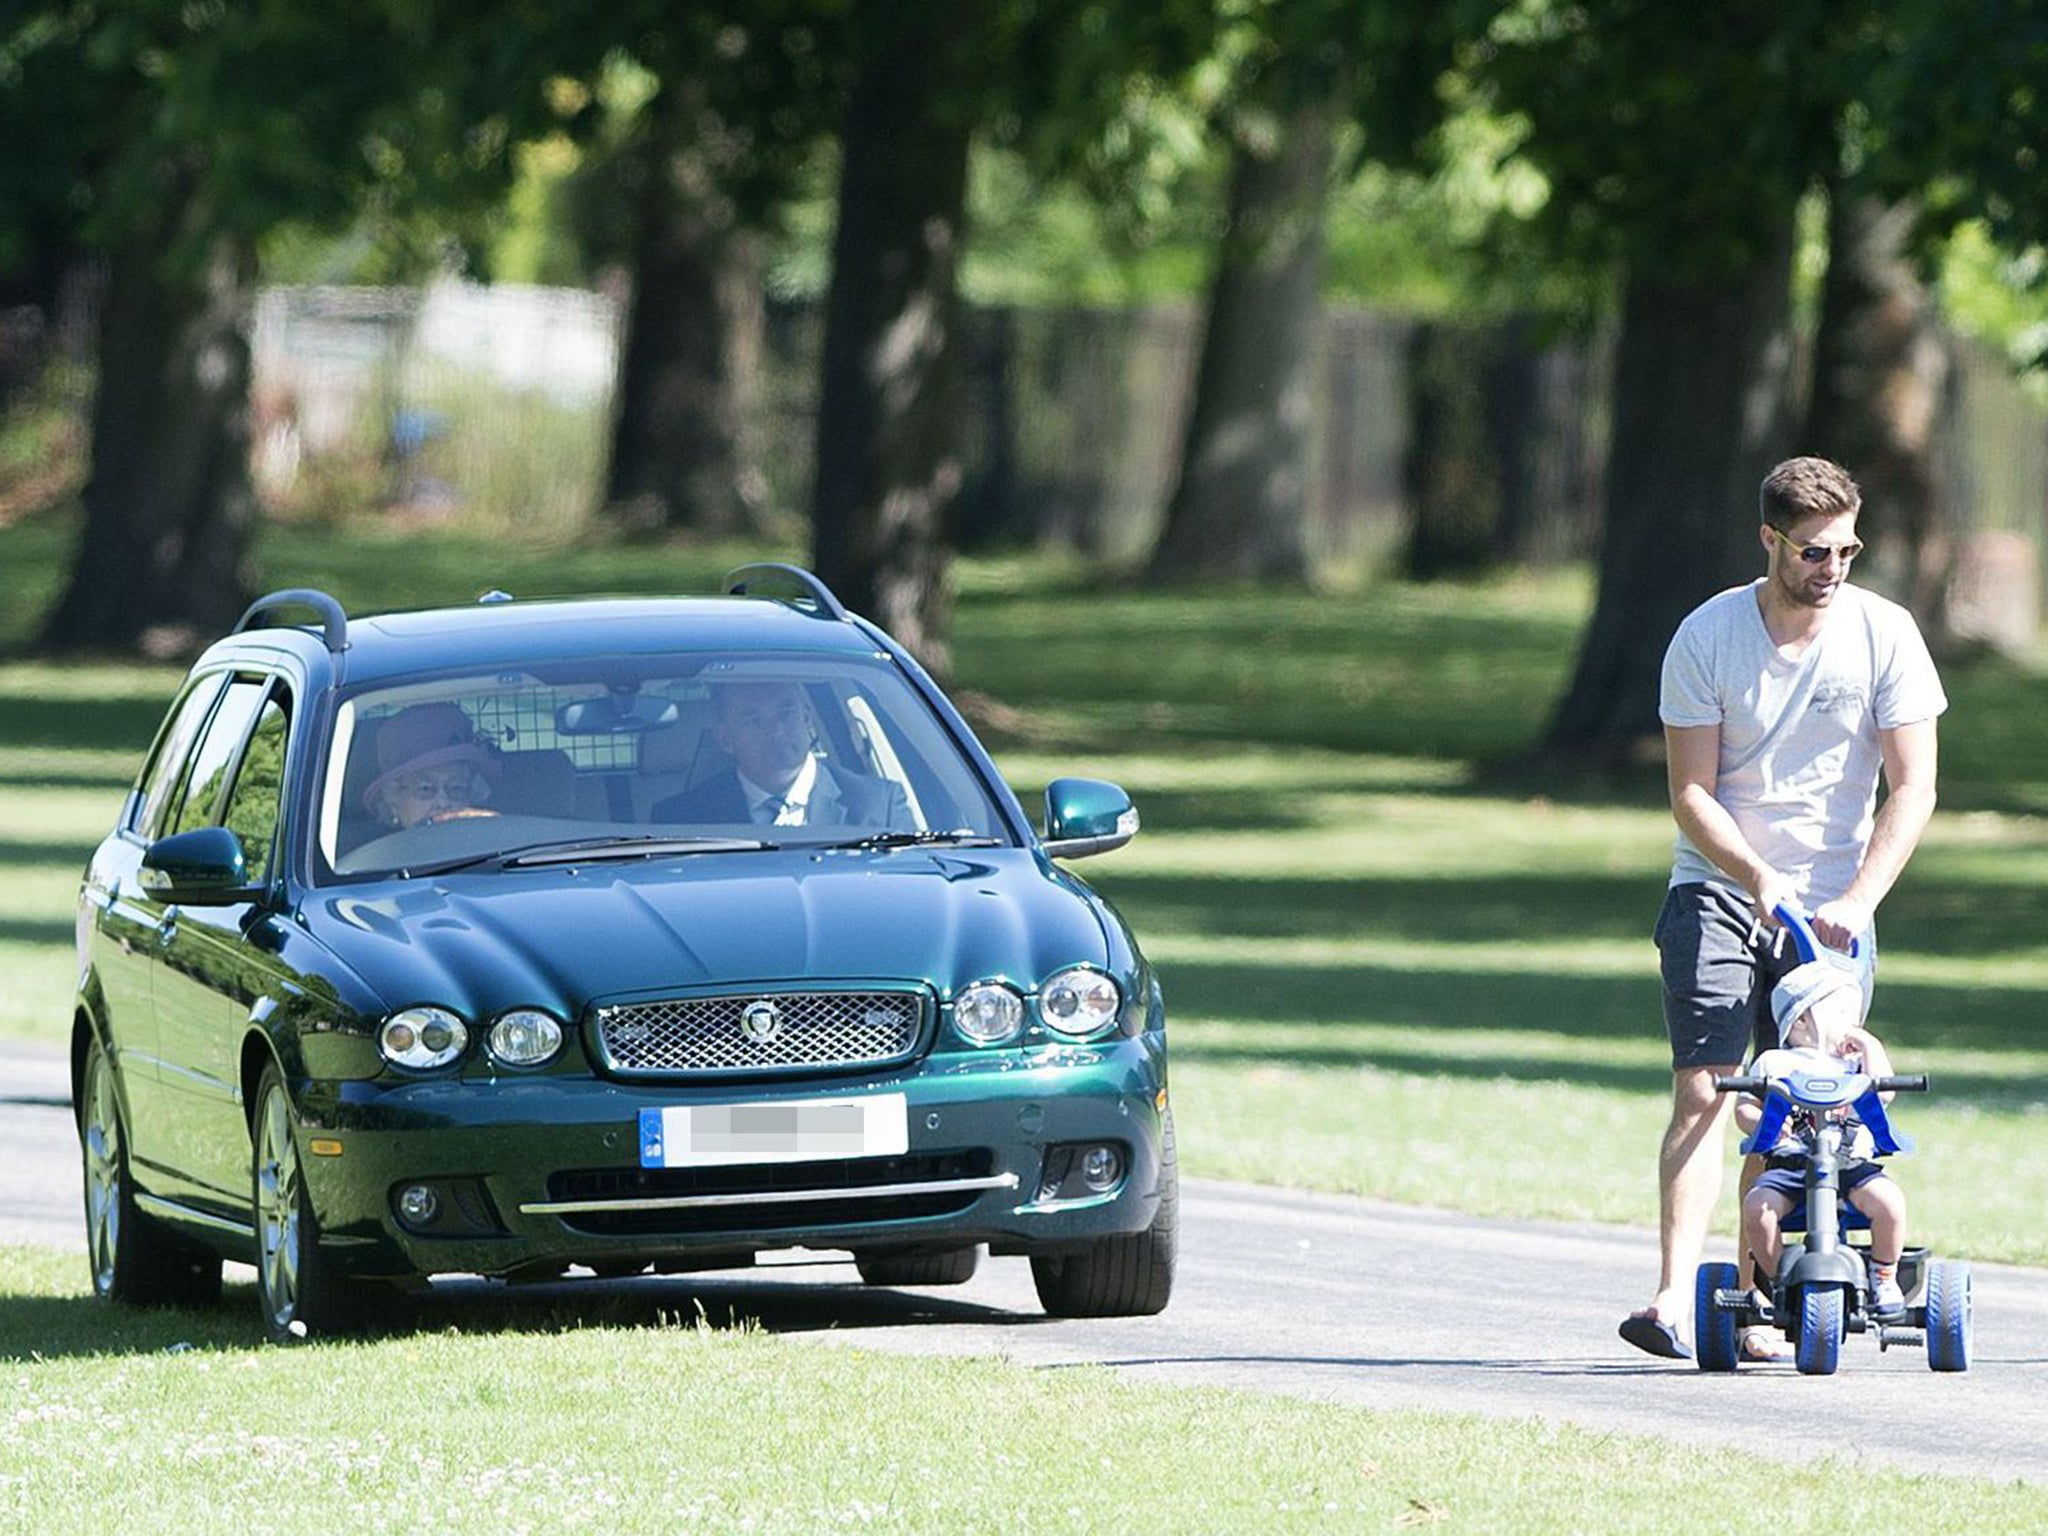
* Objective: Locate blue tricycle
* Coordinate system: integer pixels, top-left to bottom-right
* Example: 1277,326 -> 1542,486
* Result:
1693,908 -> 1972,1375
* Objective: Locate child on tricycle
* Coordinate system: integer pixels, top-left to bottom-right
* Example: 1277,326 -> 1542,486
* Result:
1694,906 -> 1970,1375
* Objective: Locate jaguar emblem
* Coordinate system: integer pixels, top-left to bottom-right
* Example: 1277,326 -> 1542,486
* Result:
739,1000 -> 784,1045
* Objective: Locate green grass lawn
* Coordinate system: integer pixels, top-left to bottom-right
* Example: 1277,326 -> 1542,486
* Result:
4,506 -> 2048,1524
2,1246 -> 2042,1536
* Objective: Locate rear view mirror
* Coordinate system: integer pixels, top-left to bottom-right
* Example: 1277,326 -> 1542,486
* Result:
555,696 -> 681,734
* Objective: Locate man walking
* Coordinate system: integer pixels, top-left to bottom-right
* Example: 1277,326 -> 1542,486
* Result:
1620,456 -> 1946,1360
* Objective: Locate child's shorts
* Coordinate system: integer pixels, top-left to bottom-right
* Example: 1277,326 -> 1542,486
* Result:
1750,1161 -> 1892,1208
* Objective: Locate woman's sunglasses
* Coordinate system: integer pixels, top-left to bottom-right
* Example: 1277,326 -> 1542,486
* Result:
1769,526 -> 1863,565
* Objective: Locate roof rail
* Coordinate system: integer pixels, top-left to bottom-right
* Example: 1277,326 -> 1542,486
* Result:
232,588 -> 349,653
724,563 -> 849,621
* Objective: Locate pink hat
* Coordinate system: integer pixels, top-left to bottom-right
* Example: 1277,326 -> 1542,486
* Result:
362,703 -> 498,812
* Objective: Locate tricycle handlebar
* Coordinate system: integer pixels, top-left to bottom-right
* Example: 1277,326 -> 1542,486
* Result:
1713,1072 -> 1928,1094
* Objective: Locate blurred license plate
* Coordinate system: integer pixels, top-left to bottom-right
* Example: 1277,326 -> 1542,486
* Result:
638,1094 -> 908,1168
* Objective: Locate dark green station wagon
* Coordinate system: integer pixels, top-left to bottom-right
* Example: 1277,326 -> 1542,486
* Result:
73,565 -> 1174,1339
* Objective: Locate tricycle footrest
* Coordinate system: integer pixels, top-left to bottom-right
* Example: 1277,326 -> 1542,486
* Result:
1710,1287 -> 1766,1320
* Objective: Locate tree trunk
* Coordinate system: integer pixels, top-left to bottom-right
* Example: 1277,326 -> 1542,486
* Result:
1402,320 -> 1504,580
1148,96 -> 1338,584
1540,220 -> 1800,760
809,17 -> 974,676
37,216 -> 258,657
1804,191 -> 1952,633
603,83 -> 773,538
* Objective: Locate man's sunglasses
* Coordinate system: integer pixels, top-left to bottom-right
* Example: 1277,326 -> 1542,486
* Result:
1769,526 -> 1863,565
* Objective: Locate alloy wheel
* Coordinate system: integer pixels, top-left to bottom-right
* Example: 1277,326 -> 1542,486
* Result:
81,1047 -> 122,1298
254,1081 -> 303,1331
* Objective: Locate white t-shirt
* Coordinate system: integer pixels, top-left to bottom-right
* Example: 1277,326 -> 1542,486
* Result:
1660,580 -> 1946,902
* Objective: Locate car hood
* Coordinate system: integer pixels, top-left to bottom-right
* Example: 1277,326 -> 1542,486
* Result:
305,846 -> 1117,1018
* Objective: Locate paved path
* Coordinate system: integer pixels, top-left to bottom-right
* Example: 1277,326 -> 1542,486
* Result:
5,1039 -> 2042,1483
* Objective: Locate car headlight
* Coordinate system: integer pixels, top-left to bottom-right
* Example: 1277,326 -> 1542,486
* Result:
1040,966 -> 1121,1039
488,1009 -> 564,1067
379,1006 -> 470,1070
954,981 -> 1025,1045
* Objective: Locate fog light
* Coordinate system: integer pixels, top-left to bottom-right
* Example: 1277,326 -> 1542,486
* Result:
398,1184 -> 439,1225
1081,1145 -> 1123,1192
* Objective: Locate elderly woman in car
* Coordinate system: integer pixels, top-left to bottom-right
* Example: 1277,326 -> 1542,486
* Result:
362,702 -> 500,828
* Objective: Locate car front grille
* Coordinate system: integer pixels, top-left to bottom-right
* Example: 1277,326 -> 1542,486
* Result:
592,989 -> 926,1077
538,1149 -> 1001,1237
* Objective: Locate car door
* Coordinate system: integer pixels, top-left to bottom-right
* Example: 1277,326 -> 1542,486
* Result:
149,676 -> 293,1213
84,673 -> 230,1169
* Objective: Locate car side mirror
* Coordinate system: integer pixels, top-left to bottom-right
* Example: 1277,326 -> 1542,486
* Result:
139,825 -> 252,903
1041,778 -> 1139,860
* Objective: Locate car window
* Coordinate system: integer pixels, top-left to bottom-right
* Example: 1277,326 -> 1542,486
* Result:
166,678 -> 273,839
220,693 -> 291,884
135,675 -> 228,839
323,652 -> 1014,879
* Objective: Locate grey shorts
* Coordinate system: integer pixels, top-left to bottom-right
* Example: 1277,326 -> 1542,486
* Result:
1653,883 -> 1801,1070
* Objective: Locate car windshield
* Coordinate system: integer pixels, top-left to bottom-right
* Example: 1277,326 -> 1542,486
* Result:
318,651 -> 1014,879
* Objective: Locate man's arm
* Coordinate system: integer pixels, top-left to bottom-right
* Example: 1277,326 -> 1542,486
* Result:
1815,716 -> 1939,950
1666,722 -> 1800,924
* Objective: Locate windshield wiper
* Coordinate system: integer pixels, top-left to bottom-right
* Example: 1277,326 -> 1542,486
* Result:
396,835 -> 771,877
502,835 -> 773,868
820,828 -> 1003,852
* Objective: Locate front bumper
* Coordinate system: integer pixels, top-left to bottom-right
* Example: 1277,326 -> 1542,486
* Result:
294,1034 -> 1169,1281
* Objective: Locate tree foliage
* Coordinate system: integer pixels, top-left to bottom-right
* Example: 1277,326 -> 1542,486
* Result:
1473,0 -> 2048,755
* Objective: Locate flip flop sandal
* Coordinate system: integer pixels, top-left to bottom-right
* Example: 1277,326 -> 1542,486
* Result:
1619,1313 -> 1692,1360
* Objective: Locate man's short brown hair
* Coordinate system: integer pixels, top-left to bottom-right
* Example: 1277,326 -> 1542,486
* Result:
1760,456 -> 1861,530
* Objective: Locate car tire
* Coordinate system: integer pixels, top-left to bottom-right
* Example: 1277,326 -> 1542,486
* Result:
79,1035 -> 222,1309
252,1063 -> 368,1343
854,1246 -> 982,1287
1030,1110 -> 1178,1318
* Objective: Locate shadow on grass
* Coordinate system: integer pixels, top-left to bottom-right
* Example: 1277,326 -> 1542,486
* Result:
406,1270 -> 1043,1339
1097,871 -> 1657,946
0,769 -> 135,794
0,693 -> 168,755
1177,1030 -> 2047,1109
0,917 -> 77,948
1098,867 -> 2048,962
0,1288 -> 265,1359
0,839 -> 96,866
0,1270 -> 1044,1359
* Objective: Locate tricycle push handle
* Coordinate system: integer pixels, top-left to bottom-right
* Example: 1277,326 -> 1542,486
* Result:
1770,902 -> 1862,963
1873,1074 -> 1928,1093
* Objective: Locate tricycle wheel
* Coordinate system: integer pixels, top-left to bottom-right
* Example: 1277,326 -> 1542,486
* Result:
1694,1261 -> 1739,1372
1795,1285 -> 1844,1376
1926,1261 -> 1972,1373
